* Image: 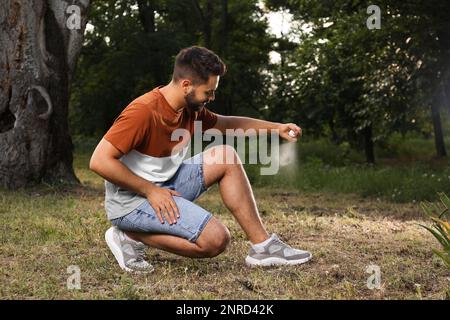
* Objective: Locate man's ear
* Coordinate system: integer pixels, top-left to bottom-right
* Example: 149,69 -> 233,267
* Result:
180,79 -> 193,94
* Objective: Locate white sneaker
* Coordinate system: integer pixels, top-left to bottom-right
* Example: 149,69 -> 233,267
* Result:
105,227 -> 154,273
245,234 -> 312,267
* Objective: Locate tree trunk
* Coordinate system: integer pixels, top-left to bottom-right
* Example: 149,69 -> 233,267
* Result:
219,0 -> 233,115
0,0 -> 90,189
204,0 -> 213,49
192,0 -> 213,48
430,103 -> 447,157
363,125 -> 375,163
443,79 -> 450,113
329,117 -> 340,144
137,0 -> 156,33
219,0 -> 228,56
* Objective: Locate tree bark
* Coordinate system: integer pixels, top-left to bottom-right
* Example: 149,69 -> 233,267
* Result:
191,0 -> 213,48
430,103 -> 447,157
329,117 -> 340,144
0,0 -> 90,189
204,0 -> 213,49
443,79 -> 450,113
219,0 -> 228,56
137,0 -> 156,33
362,125 -> 375,163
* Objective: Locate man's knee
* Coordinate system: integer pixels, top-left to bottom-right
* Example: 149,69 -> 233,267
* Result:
197,219 -> 231,258
207,144 -> 241,165
204,227 -> 230,257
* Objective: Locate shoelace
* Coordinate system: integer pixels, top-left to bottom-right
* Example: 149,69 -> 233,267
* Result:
272,236 -> 291,249
271,236 -> 303,256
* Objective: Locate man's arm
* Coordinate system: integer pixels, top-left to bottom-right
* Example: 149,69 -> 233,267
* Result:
89,138 -> 154,197
213,114 -> 302,141
213,114 -> 279,132
89,138 -> 181,224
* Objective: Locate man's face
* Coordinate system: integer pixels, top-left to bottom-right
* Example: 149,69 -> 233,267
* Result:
184,76 -> 220,112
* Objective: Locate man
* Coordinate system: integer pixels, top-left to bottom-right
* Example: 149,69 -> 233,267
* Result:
90,46 -> 312,273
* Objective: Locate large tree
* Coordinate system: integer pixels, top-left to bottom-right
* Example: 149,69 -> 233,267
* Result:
0,0 -> 90,189
266,0 -> 450,161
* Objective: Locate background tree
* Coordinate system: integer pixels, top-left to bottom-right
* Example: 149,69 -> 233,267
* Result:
265,0 -> 450,162
0,0 -> 90,188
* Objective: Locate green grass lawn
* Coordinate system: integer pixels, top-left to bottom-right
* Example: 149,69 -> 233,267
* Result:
1,145 -> 449,299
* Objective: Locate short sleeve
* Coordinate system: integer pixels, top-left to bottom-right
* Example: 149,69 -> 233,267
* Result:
103,104 -> 151,154
196,107 -> 218,132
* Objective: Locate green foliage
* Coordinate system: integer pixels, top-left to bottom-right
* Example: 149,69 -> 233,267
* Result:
69,1 -> 450,163
243,139 -> 450,202
376,133 -> 450,159
264,0 -> 450,161
419,193 -> 450,268
70,0 -> 273,136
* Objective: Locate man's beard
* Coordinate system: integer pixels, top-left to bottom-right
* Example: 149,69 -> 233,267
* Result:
185,90 -> 208,112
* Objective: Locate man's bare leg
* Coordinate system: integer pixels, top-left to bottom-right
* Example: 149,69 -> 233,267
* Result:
202,145 -> 270,244
201,145 -> 312,266
124,216 -> 230,258
124,144 -> 268,257
122,144 -> 310,266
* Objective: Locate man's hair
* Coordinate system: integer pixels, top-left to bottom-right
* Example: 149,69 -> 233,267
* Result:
172,46 -> 226,85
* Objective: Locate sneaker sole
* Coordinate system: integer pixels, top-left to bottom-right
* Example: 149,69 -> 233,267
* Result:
105,227 -> 133,272
245,254 -> 312,267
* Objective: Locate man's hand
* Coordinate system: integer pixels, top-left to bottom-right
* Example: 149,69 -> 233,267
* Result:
279,123 -> 302,142
145,185 -> 182,225
90,138 -> 182,225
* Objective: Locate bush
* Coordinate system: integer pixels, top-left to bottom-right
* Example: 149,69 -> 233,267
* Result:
419,193 -> 450,269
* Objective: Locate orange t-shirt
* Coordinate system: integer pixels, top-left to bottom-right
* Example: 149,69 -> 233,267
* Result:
104,87 -> 217,157
103,87 -> 218,219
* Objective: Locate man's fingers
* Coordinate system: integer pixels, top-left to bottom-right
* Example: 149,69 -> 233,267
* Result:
149,202 -> 164,224
165,201 -> 177,224
162,206 -> 173,225
169,189 -> 182,197
168,200 -> 180,219
163,202 -> 176,224
167,190 -> 181,219
148,189 -> 182,224
287,124 -> 301,135
155,207 -> 164,224
169,205 -> 178,224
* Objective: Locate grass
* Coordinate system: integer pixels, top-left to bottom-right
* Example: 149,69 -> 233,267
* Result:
419,194 -> 450,269
1,139 -> 449,299
245,136 -> 450,203
248,159 -> 450,203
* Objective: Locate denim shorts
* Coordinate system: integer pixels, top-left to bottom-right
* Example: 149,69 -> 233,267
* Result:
110,152 -> 212,242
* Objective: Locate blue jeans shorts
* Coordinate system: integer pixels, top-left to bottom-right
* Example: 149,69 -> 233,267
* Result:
110,152 -> 213,242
